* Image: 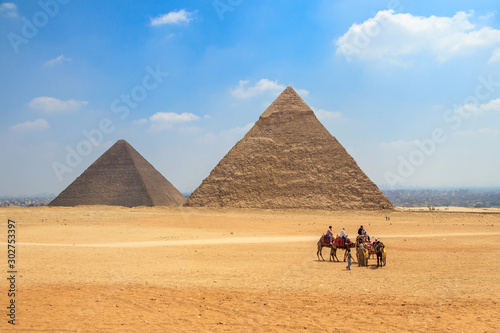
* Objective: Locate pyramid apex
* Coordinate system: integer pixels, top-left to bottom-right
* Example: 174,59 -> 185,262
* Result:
113,139 -> 134,149
260,86 -> 313,118
282,86 -> 299,95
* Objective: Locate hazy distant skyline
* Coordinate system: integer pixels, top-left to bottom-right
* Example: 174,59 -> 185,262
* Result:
1,0 -> 500,196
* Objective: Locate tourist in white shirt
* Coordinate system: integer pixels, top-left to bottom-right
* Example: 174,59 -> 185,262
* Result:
340,228 -> 348,246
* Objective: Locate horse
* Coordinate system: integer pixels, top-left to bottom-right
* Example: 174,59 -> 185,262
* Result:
374,242 -> 385,267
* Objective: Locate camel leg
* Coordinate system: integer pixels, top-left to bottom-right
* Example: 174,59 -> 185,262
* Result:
332,248 -> 339,262
317,243 -> 325,261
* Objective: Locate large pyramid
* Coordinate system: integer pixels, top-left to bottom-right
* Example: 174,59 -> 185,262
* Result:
50,140 -> 186,207
187,87 -> 393,210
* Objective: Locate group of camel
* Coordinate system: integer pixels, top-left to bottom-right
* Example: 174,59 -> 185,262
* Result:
316,234 -> 385,268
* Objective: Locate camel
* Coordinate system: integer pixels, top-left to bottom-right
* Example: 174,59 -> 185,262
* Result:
316,235 -> 355,262
374,242 -> 385,267
333,241 -> 356,262
316,236 -> 333,261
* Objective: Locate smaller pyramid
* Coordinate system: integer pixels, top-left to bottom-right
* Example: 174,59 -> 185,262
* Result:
50,140 -> 186,207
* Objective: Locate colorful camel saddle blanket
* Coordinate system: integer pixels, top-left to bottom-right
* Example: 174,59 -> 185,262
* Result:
322,235 -> 331,245
322,235 -> 351,247
333,236 -> 351,247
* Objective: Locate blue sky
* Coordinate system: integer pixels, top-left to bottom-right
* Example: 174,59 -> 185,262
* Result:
1,0 -> 500,196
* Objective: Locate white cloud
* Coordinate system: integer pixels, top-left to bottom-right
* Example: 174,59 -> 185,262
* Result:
480,12 -> 495,21
336,10 -> 500,64
28,97 -> 88,113
0,3 -> 17,18
150,9 -> 193,26
454,98 -> 500,115
231,79 -> 309,99
312,107 -> 342,121
45,54 -> 71,66
11,119 -> 49,131
489,47 -> 500,63
478,98 -> 500,112
149,112 -> 200,132
150,112 -> 199,123
295,88 -> 309,97
232,79 -> 284,98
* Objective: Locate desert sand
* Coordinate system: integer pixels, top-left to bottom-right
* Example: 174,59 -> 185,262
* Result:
1,206 -> 499,332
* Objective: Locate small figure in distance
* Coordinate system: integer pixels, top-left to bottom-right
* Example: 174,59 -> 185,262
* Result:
326,225 -> 333,244
346,248 -> 352,270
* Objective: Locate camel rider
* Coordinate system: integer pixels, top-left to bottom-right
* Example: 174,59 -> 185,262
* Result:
373,237 -> 380,245
326,226 -> 333,244
362,227 -> 370,242
340,228 -> 348,246
357,225 -> 363,235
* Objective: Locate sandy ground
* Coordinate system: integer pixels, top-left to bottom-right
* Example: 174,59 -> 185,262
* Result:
0,206 -> 499,332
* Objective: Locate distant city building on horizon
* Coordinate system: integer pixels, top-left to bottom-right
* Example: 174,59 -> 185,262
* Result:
2,188 -> 500,208
0,197 -> 54,207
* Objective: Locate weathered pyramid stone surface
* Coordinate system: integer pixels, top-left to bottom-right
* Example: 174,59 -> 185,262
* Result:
187,87 -> 393,210
50,140 -> 186,207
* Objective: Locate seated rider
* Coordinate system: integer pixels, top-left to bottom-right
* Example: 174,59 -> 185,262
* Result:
326,226 -> 333,244
357,225 -> 363,235
372,237 -> 380,245
340,228 -> 348,245
362,227 -> 370,242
